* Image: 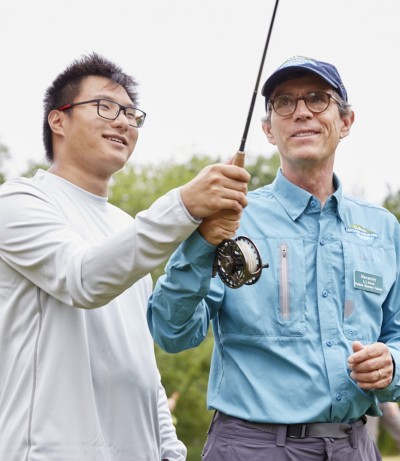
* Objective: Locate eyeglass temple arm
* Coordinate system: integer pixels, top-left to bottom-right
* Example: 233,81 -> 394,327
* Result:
57,104 -> 73,111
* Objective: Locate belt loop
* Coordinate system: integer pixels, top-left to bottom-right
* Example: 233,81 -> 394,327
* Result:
276,425 -> 287,447
349,421 -> 359,449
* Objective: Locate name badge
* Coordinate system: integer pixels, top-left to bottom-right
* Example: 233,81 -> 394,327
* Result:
354,271 -> 383,295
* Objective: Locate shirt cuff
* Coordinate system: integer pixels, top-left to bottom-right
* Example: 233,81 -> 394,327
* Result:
177,187 -> 202,224
179,230 -> 217,267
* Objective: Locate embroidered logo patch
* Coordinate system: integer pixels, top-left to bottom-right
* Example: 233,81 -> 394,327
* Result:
345,224 -> 378,240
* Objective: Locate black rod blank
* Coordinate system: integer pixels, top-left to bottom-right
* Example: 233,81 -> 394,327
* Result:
238,0 -> 280,153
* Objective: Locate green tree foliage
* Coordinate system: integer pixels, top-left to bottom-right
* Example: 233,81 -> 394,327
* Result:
246,152 -> 281,191
0,138 -> 10,185
378,423 -> 400,456
373,192 -> 400,456
110,152 -> 281,214
110,155 -> 219,217
156,332 -> 214,459
383,190 -> 400,221
110,155 -> 219,282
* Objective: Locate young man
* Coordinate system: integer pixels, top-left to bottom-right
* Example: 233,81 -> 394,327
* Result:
0,53 -> 249,461
148,56 -> 400,460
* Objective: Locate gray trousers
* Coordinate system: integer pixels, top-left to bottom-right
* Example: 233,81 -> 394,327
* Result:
201,412 -> 382,461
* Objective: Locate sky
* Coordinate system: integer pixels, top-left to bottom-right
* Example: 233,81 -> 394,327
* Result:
1,0 -> 399,205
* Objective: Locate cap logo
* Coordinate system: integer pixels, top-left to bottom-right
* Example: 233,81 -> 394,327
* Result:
281,56 -> 316,68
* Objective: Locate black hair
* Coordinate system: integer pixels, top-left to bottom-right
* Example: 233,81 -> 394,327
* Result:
42,52 -> 138,161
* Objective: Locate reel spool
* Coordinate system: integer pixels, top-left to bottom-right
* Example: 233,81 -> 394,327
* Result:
212,236 -> 269,289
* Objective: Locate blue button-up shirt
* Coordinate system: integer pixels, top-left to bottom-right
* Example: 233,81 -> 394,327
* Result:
148,170 -> 400,423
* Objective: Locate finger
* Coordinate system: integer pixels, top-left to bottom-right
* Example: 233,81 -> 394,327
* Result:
224,175 -> 249,192
203,164 -> 250,185
348,342 -> 382,367
352,375 -> 390,390
351,368 -> 381,383
348,341 -> 364,369
213,217 -> 241,234
216,194 -> 248,211
219,210 -> 242,221
352,341 -> 364,354
198,213 -> 241,244
349,344 -> 392,372
213,181 -> 248,202
198,224 -> 238,245
219,164 -> 251,183
351,364 -> 393,390
197,177 -> 248,209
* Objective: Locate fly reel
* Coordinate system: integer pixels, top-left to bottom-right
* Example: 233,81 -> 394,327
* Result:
212,236 -> 269,289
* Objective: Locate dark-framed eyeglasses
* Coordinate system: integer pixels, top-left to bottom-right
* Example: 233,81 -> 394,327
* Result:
269,91 -> 341,117
57,98 -> 146,128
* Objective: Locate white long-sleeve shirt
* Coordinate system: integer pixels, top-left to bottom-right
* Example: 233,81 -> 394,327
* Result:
0,170 -> 197,461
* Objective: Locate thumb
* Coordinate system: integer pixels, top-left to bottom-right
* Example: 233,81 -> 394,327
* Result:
352,341 -> 364,353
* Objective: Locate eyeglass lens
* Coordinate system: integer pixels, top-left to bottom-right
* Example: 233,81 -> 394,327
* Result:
272,92 -> 332,116
98,100 -> 145,127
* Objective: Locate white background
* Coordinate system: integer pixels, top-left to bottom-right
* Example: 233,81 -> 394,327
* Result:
1,0 -> 399,204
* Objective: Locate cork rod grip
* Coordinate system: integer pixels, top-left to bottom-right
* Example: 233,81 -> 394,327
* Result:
232,151 -> 245,168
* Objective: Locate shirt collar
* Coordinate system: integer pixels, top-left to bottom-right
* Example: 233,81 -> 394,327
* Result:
270,169 -> 345,222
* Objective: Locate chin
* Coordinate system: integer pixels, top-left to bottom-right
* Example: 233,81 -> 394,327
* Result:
111,150 -> 130,166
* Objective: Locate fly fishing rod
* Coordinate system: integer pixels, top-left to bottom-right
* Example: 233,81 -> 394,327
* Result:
213,0 -> 280,288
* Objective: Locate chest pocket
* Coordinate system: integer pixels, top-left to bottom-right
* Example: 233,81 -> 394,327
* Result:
220,238 -> 307,338
342,240 -> 396,342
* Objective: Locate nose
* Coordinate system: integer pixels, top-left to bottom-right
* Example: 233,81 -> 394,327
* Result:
112,108 -> 130,130
293,98 -> 313,119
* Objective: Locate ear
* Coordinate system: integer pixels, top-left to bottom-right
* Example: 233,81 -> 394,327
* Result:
48,109 -> 66,136
340,110 -> 355,139
262,120 -> 277,145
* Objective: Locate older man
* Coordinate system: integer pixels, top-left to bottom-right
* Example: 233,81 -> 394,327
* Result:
148,56 -> 400,460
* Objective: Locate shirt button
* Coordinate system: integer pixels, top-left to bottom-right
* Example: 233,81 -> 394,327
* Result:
336,393 -> 342,401
320,239 -> 326,245
326,340 -> 333,347
310,200 -> 317,208
322,290 -> 329,298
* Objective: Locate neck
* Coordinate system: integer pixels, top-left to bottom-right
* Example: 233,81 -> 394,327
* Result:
47,164 -> 109,197
281,164 -> 335,207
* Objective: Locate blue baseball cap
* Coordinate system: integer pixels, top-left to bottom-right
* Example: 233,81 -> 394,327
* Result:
261,56 -> 348,107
